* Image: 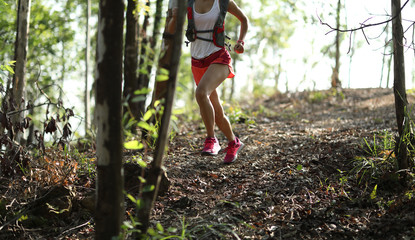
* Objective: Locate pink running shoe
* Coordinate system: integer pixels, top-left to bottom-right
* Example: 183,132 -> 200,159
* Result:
202,137 -> 221,156
224,137 -> 244,163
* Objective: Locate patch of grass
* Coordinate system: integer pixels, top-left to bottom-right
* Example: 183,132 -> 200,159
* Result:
308,91 -> 328,103
280,109 -> 299,120
350,131 -> 396,185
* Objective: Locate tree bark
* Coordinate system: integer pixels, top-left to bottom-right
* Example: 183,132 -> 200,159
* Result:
137,0 -> 185,234
139,0 -> 164,114
331,0 -> 341,89
95,0 -> 125,239
124,0 -> 140,120
137,0 -> 151,116
11,0 -> 31,141
391,0 -> 408,170
84,0 -> 91,136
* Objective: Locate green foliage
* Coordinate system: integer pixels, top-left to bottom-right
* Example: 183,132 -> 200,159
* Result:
0,60 -> 15,83
350,131 -> 396,185
225,104 -> 256,125
370,184 -> 378,200
307,89 -> 344,104
134,0 -> 151,16
308,91 -> 328,104
156,68 -> 170,82
120,203 -> 191,240
233,0 -> 295,96
0,1 -> 15,60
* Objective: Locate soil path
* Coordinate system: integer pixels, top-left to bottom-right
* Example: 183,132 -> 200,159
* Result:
153,88 -> 415,239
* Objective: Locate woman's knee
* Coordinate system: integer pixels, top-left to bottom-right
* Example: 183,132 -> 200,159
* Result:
195,86 -> 209,102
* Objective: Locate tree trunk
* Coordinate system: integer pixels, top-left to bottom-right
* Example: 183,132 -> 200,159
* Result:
95,0 -> 125,239
147,0 -> 176,127
84,0 -> 91,137
11,0 -> 31,141
387,54 -> 392,88
137,0 -> 151,116
331,0 -> 341,89
137,0 -> 185,234
141,0 -> 164,111
124,0 -> 140,121
391,0 -> 408,170
380,24 -> 390,88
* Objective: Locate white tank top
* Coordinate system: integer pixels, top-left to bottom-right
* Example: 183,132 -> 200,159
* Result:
190,0 -> 222,59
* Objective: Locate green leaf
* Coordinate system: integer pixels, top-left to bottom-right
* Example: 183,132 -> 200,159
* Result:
122,221 -> 134,229
296,164 -> 303,171
156,74 -> 169,82
156,222 -> 164,232
167,227 -> 178,233
142,109 -> 154,121
18,215 -> 28,222
134,87 -> 151,95
136,159 -> 147,168
124,140 -> 144,150
138,176 -> 146,183
126,193 -> 137,204
139,68 -> 148,75
154,100 -> 161,107
142,185 -> 155,193
4,64 -> 14,74
137,121 -> 153,131
131,95 -> 146,103
370,184 -> 377,200
147,228 -> 157,236
159,68 -> 169,75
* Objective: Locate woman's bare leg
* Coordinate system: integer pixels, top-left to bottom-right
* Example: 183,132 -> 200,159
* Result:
209,90 -> 235,142
195,64 -> 230,138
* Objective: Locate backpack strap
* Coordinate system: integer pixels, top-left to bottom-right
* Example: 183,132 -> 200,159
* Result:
185,0 -> 196,42
185,0 -> 230,48
212,0 -> 229,48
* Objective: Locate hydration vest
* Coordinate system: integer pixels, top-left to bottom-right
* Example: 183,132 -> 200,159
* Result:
186,0 -> 229,48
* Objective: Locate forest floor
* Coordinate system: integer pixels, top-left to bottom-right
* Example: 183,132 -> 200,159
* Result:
1,88 -> 415,239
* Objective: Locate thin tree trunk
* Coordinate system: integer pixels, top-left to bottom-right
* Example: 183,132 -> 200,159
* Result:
137,0 -> 185,234
124,0 -> 140,120
391,0 -> 408,170
331,0 -> 341,89
275,62 -> 281,92
380,24 -> 390,88
148,0 -> 176,125
95,0 -> 125,238
84,0 -> 91,137
137,0 -> 151,116
387,54 -> 392,88
137,0 -> 164,116
12,0 -> 31,141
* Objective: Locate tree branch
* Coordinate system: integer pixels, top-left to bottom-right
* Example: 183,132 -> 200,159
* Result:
319,0 -> 413,54
319,0 -> 410,34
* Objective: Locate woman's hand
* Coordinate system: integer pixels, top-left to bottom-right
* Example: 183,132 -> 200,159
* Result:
234,40 -> 244,54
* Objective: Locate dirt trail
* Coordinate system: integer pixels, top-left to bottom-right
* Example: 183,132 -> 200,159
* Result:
1,88 -> 414,239
154,88 -> 415,239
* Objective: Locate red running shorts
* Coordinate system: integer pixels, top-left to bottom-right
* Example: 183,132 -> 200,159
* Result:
191,48 -> 235,85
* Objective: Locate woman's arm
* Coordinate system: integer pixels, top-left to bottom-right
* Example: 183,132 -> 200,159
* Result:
228,0 -> 249,53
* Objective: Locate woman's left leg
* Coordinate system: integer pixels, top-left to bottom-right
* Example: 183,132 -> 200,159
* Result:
209,90 -> 235,142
